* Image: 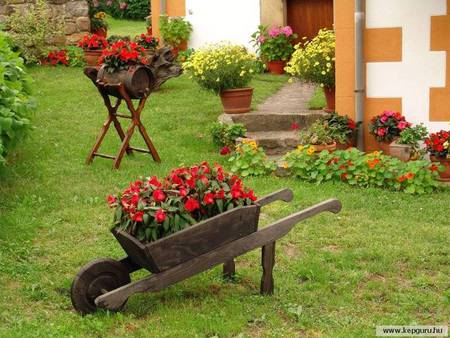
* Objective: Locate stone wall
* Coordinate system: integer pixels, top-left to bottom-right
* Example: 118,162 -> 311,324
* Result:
0,0 -> 90,45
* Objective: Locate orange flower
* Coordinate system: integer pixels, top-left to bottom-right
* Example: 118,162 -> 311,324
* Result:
405,172 -> 415,180
397,175 -> 406,183
367,158 -> 380,169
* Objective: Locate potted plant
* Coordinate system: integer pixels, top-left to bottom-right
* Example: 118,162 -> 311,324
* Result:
368,110 -> 411,155
251,25 -> 297,75
134,33 -> 159,56
298,119 -> 336,152
390,124 -> 428,161
425,129 -> 450,181
145,15 -> 152,35
285,29 -> 335,111
108,162 -> 257,243
97,40 -> 151,99
78,34 -> 108,66
323,112 -> 358,149
183,44 -> 256,114
159,15 -> 193,58
91,11 -> 108,37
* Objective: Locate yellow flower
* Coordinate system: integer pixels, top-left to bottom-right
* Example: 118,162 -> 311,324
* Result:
371,151 -> 380,156
282,162 -> 289,169
307,146 -> 315,155
297,145 -> 304,151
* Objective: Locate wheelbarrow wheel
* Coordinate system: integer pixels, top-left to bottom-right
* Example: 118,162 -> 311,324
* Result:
71,258 -> 131,315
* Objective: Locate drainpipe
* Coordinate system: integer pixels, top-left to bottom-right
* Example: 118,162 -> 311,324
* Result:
355,0 -> 365,150
160,0 -> 167,15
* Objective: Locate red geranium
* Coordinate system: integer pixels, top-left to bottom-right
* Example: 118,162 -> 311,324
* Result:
78,34 -> 108,51
46,49 -> 69,66
134,33 -> 159,49
99,40 -> 148,70
425,130 -> 450,159
109,162 -> 257,242
369,110 -> 412,142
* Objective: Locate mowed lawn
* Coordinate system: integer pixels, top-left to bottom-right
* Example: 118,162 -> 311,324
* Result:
0,67 -> 449,338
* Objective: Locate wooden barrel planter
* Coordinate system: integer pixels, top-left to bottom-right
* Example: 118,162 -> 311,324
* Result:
97,65 -> 154,99
112,204 -> 261,273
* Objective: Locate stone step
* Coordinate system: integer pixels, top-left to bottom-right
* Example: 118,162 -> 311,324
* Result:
246,130 -> 300,156
219,111 -> 326,132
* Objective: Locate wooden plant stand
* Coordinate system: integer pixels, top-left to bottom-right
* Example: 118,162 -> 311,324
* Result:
84,68 -> 160,169
71,188 -> 342,315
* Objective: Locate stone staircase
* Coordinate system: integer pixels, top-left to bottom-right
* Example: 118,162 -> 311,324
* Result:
219,81 -> 326,155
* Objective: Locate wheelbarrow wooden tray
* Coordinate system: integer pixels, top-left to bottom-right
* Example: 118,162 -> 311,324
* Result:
112,205 -> 260,273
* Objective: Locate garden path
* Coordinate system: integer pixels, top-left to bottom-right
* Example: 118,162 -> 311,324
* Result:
220,80 -> 326,155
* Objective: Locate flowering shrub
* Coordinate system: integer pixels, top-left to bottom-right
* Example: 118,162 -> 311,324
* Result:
89,0 -> 149,20
183,44 -> 256,94
45,49 -> 69,66
425,130 -> 450,159
285,29 -> 335,88
229,140 -> 277,177
99,40 -> 148,71
108,162 -> 257,242
210,122 -> 247,148
134,33 -> 159,49
323,112 -> 359,145
251,25 -> 297,62
369,111 -> 411,143
45,46 -> 85,67
159,15 -> 193,47
283,147 -> 441,194
78,34 -> 108,51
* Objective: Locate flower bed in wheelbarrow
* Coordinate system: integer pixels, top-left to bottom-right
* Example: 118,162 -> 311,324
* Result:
71,162 -> 342,315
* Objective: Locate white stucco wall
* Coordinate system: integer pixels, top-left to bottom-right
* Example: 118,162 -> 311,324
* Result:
185,0 -> 260,51
365,0 -> 448,132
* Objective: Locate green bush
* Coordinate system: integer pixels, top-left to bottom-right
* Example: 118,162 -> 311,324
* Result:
93,0 -> 149,20
0,33 -> 35,166
229,140 -> 276,177
210,122 -> 246,148
283,147 -> 442,194
6,0 -> 65,64
159,15 -> 192,47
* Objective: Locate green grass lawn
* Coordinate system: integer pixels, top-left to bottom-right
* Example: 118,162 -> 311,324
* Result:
106,17 -> 147,38
0,67 -> 449,338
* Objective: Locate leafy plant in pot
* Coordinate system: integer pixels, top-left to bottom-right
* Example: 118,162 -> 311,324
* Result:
368,110 -> 411,155
298,119 -> 337,152
251,25 -> 297,74
390,124 -> 428,162
425,129 -> 450,181
134,32 -> 159,56
97,40 -> 151,99
285,29 -> 335,111
159,15 -> 192,58
183,44 -> 257,114
322,112 -> 358,149
108,162 -> 257,243
78,34 -> 108,66
91,11 -> 109,37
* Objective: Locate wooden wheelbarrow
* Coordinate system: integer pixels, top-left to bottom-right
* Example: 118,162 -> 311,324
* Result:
71,188 -> 342,314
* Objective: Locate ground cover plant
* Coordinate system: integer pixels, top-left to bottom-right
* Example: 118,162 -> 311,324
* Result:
0,67 -> 448,337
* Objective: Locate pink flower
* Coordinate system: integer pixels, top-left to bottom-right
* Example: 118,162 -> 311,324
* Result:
268,27 -> 281,37
258,35 -> 266,43
380,115 -> 388,123
119,2 -> 127,10
384,110 -> 394,117
282,26 -> 293,36
397,121 -> 409,130
376,128 -> 387,136
220,146 -> 231,155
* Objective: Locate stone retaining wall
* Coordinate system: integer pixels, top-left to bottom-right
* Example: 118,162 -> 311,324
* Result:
0,0 -> 90,45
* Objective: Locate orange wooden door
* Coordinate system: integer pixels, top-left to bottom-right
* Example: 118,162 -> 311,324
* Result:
287,0 -> 334,44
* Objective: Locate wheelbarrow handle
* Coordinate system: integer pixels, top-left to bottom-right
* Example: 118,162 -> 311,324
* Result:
256,188 -> 294,207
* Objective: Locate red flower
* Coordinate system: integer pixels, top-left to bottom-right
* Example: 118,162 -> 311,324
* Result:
203,193 -> 215,205
430,164 -> 439,172
397,175 -> 406,183
220,146 -> 231,155
405,172 -> 415,180
244,189 -> 257,201
107,195 -> 117,206
132,211 -> 144,222
215,189 -> 225,199
179,187 -> 188,197
291,122 -> 300,130
148,176 -> 162,187
155,209 -> 166,223
152,189 -> 166,202
347,119 -> 356,130
340,173 -> 348,180
184,198 -> 200,212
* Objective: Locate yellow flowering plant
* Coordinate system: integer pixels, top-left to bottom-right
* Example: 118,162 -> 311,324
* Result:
285,29 -> 335,88
183,44 -> 257,94
229,139 -> 276,177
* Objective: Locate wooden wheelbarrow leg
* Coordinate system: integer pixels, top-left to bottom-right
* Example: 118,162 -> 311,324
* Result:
95,198 -> 342,311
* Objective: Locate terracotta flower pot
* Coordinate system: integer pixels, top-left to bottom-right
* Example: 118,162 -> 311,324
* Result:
171,41 -> 187,58
266,60 -> 286,75
430,156 -> 450,182
94,28 -> 107,38
323,86 -> 335,112
84,50 -> 102,66
313,142 -> 336,153
335,142 -> 352,150
219,87 -> 253,114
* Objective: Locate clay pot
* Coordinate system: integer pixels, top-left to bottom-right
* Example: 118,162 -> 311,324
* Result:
335,142 -> 353,150
323,86 -> 335,112
97,64 -> 154,99
266,60 -> 286,74
171,41 -> 187,58
312,142 -> 336,153
389,140 -> 411,162
430,156 -> 450,182
219,87 -> 253,114
83,50 -> 102,66
376,140 -> 394,156
93,28 -> 107,38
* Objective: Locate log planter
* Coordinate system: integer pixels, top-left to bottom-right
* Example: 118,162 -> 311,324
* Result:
220,87 -> 253,114
96,64 -> 154,99
430,156 -> 450,182
70,188 -> 342,315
